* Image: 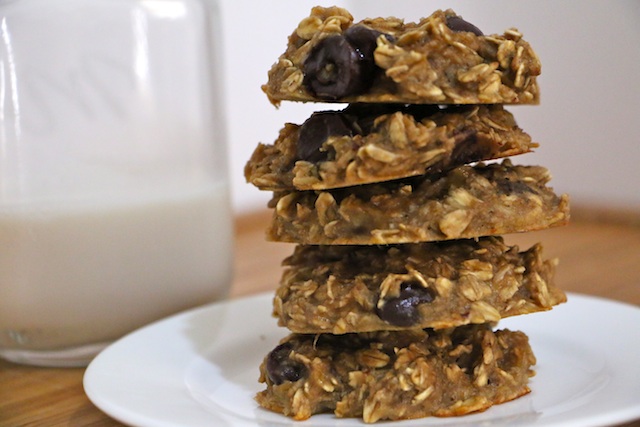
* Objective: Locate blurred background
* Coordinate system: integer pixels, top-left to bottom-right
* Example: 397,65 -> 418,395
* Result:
218,0 -> 640,216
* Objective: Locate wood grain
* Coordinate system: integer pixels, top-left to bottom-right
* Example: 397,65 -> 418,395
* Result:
1,210 -> 639,426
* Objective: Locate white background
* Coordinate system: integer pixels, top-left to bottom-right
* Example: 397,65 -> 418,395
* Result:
217,0 -> 640,214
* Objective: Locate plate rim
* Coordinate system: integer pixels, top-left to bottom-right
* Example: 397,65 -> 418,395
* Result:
84,292 -> 640,427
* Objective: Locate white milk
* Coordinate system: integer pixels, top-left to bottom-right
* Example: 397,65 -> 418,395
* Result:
0,1 -> 232,366
0,185 -> 233,354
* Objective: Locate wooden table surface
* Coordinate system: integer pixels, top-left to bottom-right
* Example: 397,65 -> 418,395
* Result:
1,210 -> 639,426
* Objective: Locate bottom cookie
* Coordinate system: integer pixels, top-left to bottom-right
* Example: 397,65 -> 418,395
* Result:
257,324 -> 535,422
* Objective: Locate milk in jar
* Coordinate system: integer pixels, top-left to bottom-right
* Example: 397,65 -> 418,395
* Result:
0,0 -> 232,366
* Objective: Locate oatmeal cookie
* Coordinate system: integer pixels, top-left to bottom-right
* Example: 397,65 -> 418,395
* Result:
263,7 -> 540,106
274,237 -> 566,334
257,324 -> 535,422
267,159 -> 570,245
246,104 -> 536,191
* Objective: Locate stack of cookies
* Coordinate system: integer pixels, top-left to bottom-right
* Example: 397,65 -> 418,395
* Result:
245,6 -> 569,423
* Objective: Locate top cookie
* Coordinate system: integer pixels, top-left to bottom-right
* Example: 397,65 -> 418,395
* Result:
263,7 -> 541,106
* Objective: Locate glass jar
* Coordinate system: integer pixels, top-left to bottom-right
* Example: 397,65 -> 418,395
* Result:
0,0 -> 233,366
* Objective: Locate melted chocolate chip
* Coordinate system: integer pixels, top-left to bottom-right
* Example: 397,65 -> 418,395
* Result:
303,35 -> 368,100
454,128 -> 479,147
343,24 -> 384,60
265,343 -> 307,385
303,25 -> 392,100
297,111 -> 352,162
496,178 -> 533,195
446,16 -> 484,36
377,282 -> 435,327
449,128 -> 483,165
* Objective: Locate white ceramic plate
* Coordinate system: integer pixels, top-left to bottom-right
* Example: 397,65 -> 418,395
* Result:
84,292 -> 640,427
